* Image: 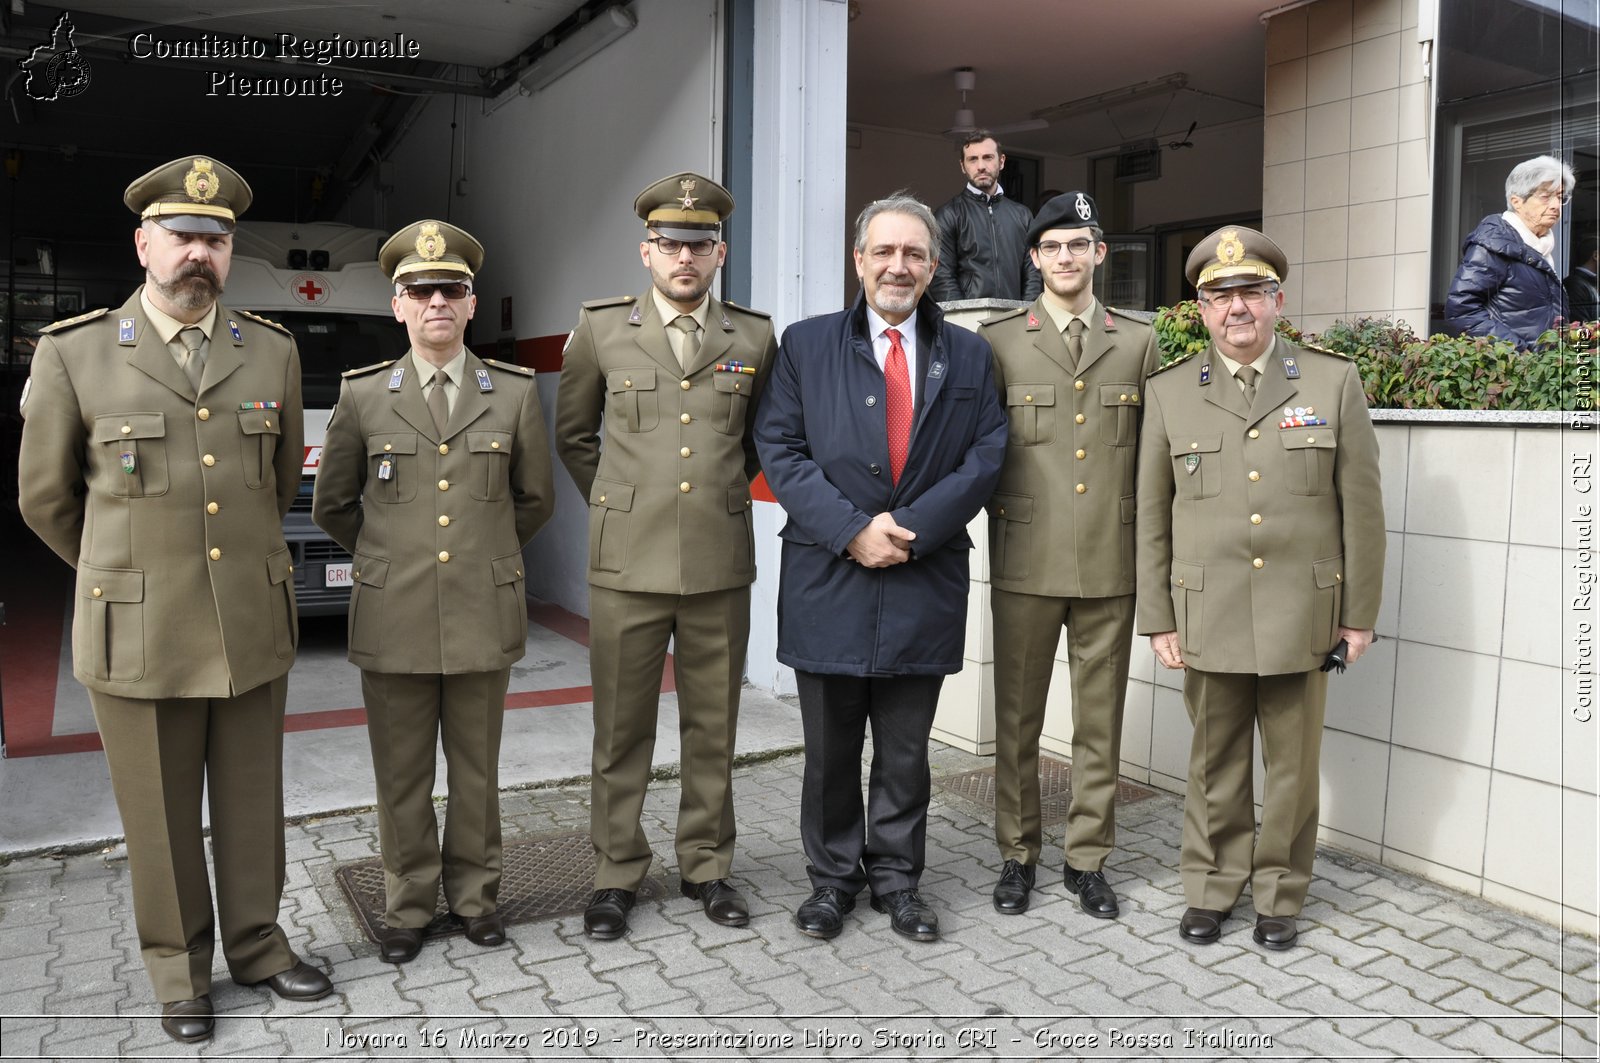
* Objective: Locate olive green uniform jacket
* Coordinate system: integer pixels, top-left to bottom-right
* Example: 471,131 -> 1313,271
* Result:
19,289 -> 305,697
1135,338 -> 1385,674
311,351 -> 555,673
554,292 -> 777,592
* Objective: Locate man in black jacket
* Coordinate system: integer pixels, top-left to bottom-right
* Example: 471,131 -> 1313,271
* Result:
931,131 -> 1042,303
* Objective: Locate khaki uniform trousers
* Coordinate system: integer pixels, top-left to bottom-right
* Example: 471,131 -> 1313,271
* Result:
360,668 -> 512,928
89,677 -> 295,1003
588,584 -> 748,890
992,589 -> 1134,870
1181,667 -> 1329,917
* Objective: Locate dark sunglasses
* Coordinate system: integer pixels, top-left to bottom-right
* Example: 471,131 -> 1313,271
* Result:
400,282 -> 472,301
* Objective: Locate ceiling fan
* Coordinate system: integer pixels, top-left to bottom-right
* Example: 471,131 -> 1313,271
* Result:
942,67 -> 1048,138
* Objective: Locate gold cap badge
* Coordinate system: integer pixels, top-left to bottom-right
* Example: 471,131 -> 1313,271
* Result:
1216,229 -> 1245,267
415,222 -> 447,261
182,158 -> 219,204
678,178 -> 698,211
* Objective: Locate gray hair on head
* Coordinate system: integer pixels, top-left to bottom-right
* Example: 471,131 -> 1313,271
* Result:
853,192 -> 941,256
1505,155 -> 1575,205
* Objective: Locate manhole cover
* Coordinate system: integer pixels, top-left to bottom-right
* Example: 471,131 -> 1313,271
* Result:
933,755 -> 1154,825
334,830 -> 667,943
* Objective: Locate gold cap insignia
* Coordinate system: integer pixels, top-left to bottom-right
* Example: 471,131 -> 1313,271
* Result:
1216,229 -> 1245,267
678,178 -> 698,211
183,158 -> 219,204
415,222 -> 447,261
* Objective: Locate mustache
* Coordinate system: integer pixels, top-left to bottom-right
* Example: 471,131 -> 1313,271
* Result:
173,262 -> 221,288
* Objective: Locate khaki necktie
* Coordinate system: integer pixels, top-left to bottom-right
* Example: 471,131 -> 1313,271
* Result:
671,315 -> 700,371
427,369 -> 450,436
1066,318 -> 1085,374
178,326 -> 206,390
1237,364 -> 1259,408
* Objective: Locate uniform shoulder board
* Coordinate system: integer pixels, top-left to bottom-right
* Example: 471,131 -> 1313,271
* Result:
1107,305 -> 1154,325
582,295 -> 635,311
342,359 -> 396,378
235,308 -> 293,335
977,306 -> 1029,329
1298,339 -> 1352,360
483,358 -> 534,376
722,300 -> 772,320
1149,350 -> 1199,377
38,307 -> 111,334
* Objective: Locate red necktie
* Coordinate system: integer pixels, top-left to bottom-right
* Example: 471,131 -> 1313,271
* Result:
884,327 -> 912,484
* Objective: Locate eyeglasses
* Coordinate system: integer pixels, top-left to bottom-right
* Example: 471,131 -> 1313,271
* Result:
648,236 -> 718,257
1036,238 -> 1095,258
400,282 -> 472,301
1200,287 -> 1277,310
1525,188 -> 1572,205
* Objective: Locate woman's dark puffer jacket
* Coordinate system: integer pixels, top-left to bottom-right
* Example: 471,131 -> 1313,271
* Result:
1445,213 -> 1567,346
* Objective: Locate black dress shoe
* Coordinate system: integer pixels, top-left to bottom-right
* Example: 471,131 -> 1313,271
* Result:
794,886 -> 855,939
161,995 -> 214,1043
583,888 -> 636,940
1063,865 -> 1120,919
460,911 -> 507,947
992,860 -> 1036,915
1178,907 -> 1228,944
379,926 -> 424,964
1254,913 -> 1299,950
251,959 -> 333,1001
681,878 -> 750,927
870,888 -> 939,942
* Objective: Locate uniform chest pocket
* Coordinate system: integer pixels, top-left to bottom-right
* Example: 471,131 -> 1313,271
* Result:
711,371 -> 752,435
1005,384 -> 1055,446
366,432 -> 417,504
1281,428 -> 1337,495
467,430 -> 512,501
1171,435 -> 1224,500
607,367 -> 658,432
1098,383 -> 1141,447
92,413 -> 169,498
237,409 -> 282,490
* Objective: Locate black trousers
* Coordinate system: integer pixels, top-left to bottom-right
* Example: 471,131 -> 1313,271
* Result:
794,670 -> 944,896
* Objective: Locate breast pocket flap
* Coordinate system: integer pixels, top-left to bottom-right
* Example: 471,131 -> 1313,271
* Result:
1281,428 -> 1337,450
237,411 -> 283,436
1006,384 -> 1055,407
1170,435 -> 1223,458
1313,556 -> 1345,589
1171,560 -> 1204,590
590,478 -> 635,511
467,430 -> 513,454
92,413 -> 165,443
1099,383 -> 1141,406
728,484 -> 753,513
366,433 -> 417,456
491,552 -> 525,586
266,546 -> 293,586
606,368 -> 657,392
713,373 -> 750,395
351,554 -> 390,588
987,492 -> 1033,522
80,563 -> 143,602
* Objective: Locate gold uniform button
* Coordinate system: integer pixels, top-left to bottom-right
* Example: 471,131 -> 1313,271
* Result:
197,408 -> 210,421
598,495 -> 606,503
92,587 -> 103,598
681,379 -> 691,391
202,454 -> 215,466
1307,435 -> 1317,443
1251,513 -> 1262,525
206,502 -> 219,515
120,424 -> 132,435
624,379 -> 633,388
734,382 -> 741,391
680,481 -> 691,493
384,443 -> 393,452
1252,557 -> 1265,569
1074,380 -> 1085,391
1248,429 -> 1260,439
1335,573 -> 1343,582
680,447 -> 691,458
1075,413 -> 1086,424
491,441 -> 500,449
1024,394 -> 1034,402
1131,391 -> 1139,402
1075,449 -> 1086,460
438,479 -> 449,491
209,548 -> 222,561
1075,483 -> 1087,494
438,551 -> 450,563
439,444 -> 449,455
438,515 -> 450,527
516,568 -> 523,577
1248,470 -> 1261,482
1190,442 -> 1200,450
997,507 -> 1006,516
681,413 -> 692,424
1120,393 -> 1128,402
1176,578 -> 1184,587
264,419 -> 272,429
353,570 -> 360,580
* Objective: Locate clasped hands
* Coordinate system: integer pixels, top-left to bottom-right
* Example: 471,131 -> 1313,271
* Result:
846,512 -> 916,568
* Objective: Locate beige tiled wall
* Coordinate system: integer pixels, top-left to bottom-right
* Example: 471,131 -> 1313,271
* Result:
1263,0 -> 1432,337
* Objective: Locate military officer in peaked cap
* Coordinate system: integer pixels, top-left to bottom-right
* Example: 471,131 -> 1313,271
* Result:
1135,226 -> 1384,951
555,172 -> 777,939
312,220 -> 555,964
978,192 -> 1160,920
18,156 -> 330,1043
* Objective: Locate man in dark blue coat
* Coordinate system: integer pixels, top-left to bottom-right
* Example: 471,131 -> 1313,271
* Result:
754,194 -> 1006,942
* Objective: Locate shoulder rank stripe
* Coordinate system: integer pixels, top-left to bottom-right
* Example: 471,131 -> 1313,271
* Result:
119,318 -> 136,344
475,368 -> 493,392
1199,361 -> 1212,384
1282,355 -> 1300,379
387,365 -> 406,390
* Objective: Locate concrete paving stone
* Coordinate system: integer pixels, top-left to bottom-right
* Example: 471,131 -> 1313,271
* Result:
571,935 -> 657,974
1132,947 -> 1243,1001
333,970 -> 422,1018
1302,876 -> 1383,916
1272,984 -> 1389,1036
1056,948 -> 1168,1000
1354,924 -> 1459,970
1251,1015 -> 1375,1058
1355,978 -> 1475,1017
43,927 -> 123,972
530,955 -> 624,1006
1291,920 -> 1393,972
741,972 -> 854,1015
1438,1014 -> 1551,1056
38,1014 -> 145,1050
0,862 -> 66,897
1431,955 -> 1554,1007
1210,949 -> 1325,1001
1121,978 -> 1225,1018
2,952 -> 58,993
475,987 -> 559,1018
508,926 -> 585,966
701,937 -> 794,984
42,981 -> 128,1016
916,946 -> 1017,995
44,897 -> 120,935
1493,925 -> 1582,968
398,978 -> 500,1019
1417,924 -> 1533,972
0,922 -> 61,961
597,965 -> 691,1012
1077,919 -> 1185,970
827,974 -> 942,1016
1557,1016 -> 1600,1052
1501,953 -> 1593,1007
0,1020 -> 55,1059
978,947 -> 1096,1000
1280,950 -> 1395,1004
315,837 -> 383,864
665,968 -> 768,1014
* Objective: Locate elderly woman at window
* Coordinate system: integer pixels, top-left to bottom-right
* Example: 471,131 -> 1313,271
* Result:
1446,155 -> 1573,346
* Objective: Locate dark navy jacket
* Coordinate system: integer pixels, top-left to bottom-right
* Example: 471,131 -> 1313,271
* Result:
1445,214 -> 1567,345
754,293 -> 1006,676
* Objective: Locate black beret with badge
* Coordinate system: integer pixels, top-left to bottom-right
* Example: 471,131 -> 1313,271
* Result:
1185,225 -> 1290,290
379,219 -> 485,283
123,156 -> 252,234
1026,190 -> 1101,246
634,172 -> 734,242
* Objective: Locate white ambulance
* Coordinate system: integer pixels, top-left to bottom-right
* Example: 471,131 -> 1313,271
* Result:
225,222 -> 408,614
